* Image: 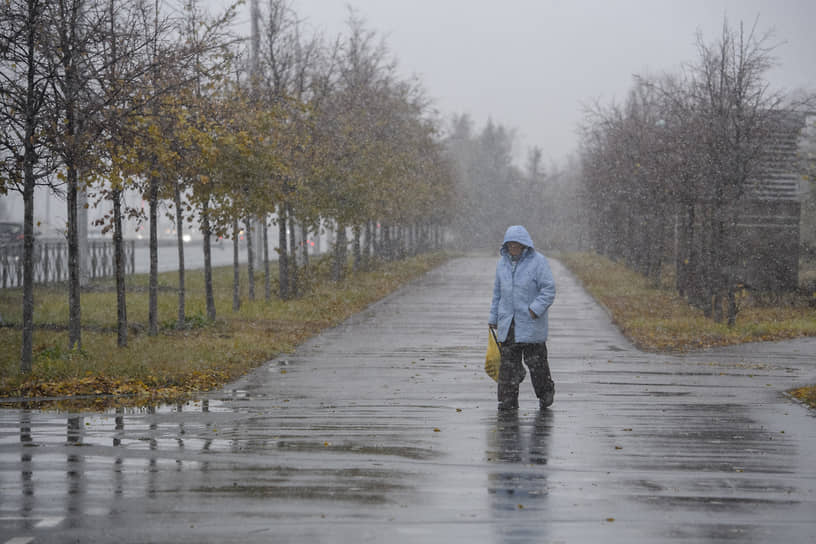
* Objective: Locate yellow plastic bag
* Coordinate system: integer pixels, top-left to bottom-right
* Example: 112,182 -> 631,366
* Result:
485,328 -> 501,382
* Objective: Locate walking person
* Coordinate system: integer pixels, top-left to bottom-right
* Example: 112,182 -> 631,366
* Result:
488,225 -> 556,411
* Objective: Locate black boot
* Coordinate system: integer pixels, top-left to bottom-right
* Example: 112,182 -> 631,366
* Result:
538,379 -> 555,409
498,383 -> 519,411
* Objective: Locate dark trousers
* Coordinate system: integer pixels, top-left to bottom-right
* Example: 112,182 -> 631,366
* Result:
498,322 -> 553,408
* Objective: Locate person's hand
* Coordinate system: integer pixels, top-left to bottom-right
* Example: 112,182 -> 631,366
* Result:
488,323 -> 497,330
529,308 -> 537,319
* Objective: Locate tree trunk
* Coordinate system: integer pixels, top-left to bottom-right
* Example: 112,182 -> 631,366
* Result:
67,165 -> 81,349
232,218 -> 241,311
300,222 -> 309,267
387,224 -> 394,260
647,211 -> 665,288
713,215 -> 732,323
727,286 -> 738,326
711,211 -> 726,323
381,224 -> 390,260
689,203 -> 707,310
201,200 -> 216,320
333,222 -> 347,282
373,220 -> 381,259
148,174 -> 159,335
712,293 -> 723,323
246,215 -> 255,301
676,202 -> 695,297
57,0 -> 82,351
352,224 -> 361,272
263,216 -> 270,301
701,204 -> 715,318
287,204 -> 297,296
21,136 -> 35,373
397,226 -> 405,260
277,203 -> 289,299
113,187 -> 127,346
364,220 -> 372,269
20,1 -> 38,371
174,183 -> 186,327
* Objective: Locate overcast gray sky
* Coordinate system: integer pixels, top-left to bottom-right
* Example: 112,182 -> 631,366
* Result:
225,0 -> 816,164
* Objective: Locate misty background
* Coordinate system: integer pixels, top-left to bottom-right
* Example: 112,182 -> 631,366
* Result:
245,0 -> 816,162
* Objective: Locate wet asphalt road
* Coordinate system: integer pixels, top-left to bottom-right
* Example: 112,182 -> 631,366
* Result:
1,255 -> 815,543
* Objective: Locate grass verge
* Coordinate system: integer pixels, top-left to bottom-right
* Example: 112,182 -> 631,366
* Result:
0,252 -> 450,410
558,251 -> 816,409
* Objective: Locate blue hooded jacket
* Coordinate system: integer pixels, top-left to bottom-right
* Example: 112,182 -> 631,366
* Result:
488,225 -> 556,343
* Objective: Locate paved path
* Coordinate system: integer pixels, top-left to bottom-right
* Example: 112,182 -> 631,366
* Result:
1,255 -> 815,543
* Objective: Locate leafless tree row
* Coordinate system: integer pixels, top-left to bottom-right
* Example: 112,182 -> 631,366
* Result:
579,18 -> 813,324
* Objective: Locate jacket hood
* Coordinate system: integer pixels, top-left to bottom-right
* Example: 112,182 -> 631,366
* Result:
501,225 -> 534,254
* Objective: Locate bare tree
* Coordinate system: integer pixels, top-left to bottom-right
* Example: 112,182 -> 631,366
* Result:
41,0 -> 117,350
92,0 -> 186,346
0,0 -> 58,371
685,18 -> 790,321
579,17 -> 808,325
259,0 -> 323,298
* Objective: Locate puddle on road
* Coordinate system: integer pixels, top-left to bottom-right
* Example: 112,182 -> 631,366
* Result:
0,394 -> 439,459
485,410 -> 553,531
0,388 -> 442,521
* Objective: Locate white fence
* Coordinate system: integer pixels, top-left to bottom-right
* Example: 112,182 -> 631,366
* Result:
0,240 -> 136,288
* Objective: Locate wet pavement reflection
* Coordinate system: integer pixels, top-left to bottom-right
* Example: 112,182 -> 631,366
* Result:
1,255 -> 815,543
487,410 -> 552,543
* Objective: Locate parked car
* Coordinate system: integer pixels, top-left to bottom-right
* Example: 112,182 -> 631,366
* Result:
0,222 -> 41,264
0,222 -> 24,246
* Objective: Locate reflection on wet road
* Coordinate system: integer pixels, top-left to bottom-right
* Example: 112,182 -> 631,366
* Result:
487,410 -> 552,542
1,256 -> 815,543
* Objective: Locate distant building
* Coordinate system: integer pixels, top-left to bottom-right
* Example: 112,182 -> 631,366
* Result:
728,111 -> 808,291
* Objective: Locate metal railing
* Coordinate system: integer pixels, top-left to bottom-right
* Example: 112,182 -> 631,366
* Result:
0,240 -> 135,289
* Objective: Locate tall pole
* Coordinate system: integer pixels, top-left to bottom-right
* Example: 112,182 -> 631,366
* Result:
250,0 -> 259,79
250,0 -> 264,268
